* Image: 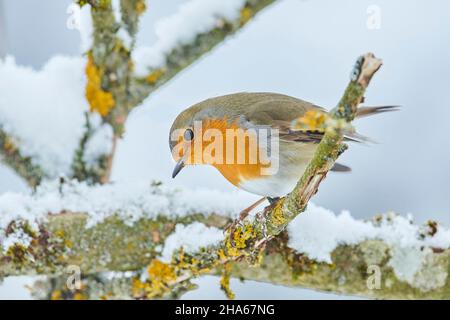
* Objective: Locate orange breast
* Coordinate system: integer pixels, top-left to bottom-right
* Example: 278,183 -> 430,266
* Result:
191,118 -> 269,186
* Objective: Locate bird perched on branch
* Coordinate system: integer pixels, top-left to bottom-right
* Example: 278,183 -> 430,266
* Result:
169,92 -> 397,219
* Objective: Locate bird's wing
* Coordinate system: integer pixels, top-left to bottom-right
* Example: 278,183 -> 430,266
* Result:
235,93 -> 352,172
242,94 -> 326,144
242,94 -> 368,144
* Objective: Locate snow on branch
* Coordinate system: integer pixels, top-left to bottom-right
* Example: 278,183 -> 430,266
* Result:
0,0 -> 275,186
0,57 -> 86,183
2,181 -> 448,299
0,180 -> 251,277
0,128 -> 44,188
133,0 -> 257,73
130,0 -> 277,106
0,56 -> 114,185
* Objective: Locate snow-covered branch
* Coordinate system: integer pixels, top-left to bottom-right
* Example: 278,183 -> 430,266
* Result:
0,56 -> 103,185
130,0 -> 277,106
0,180 -> 247,277
1,181 -> 449,299
0,128 -> 44,187
0,0 -> 275,186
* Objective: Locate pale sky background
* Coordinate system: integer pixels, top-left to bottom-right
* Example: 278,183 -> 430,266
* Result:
0,0 -> 449,299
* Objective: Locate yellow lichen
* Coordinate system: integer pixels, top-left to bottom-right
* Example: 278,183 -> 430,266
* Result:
217,248 -> 227,261
85,54 -> 115,117
146,69 -> 164,85
100,293 -> 113,300
54,230 -> 65,237
77,0 -> 88,7
3,136 -> 16,154
135,0 -> 146,15
132,259 -> 178,299
234,225 -> 256,249
147,259 -> 176,282
240,7 -> 253,25
65,239 -> 73,249
5,244 -> 29,264
73,292 -> 87,300
173,249 -> 214,276
224,224 -> 257,258
268,198 -> 286,227
131,277 -> 146,297
220,263 -> 235,299
50,290 -> 62,300
293,110 -> 329,132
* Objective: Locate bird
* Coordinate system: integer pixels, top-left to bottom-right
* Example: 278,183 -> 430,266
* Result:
169,92 -> 397,220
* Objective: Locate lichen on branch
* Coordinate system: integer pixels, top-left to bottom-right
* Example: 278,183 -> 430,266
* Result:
0,128 -> 45,187
85,54 -> 115,117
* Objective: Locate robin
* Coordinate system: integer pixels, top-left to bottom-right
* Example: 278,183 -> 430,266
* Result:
169,92 -> 396,221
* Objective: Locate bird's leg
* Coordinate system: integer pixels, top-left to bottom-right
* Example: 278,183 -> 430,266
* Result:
261,196 -> 281,218
238,197 -> 268,221
225,197 -> 267,245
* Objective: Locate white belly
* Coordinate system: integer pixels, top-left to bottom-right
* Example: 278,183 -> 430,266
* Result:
238,174 -> 300,198
238,141 -> 317,197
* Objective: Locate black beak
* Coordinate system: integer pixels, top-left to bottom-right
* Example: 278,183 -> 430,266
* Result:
172,159 -> 185,178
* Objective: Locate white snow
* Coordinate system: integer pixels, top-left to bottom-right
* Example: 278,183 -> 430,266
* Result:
2,178 -> 449,267
387,246 -> 428,284
0,56 -> 88,178
111,0 -> 122,24
133,0 -> 247,75
78,4 -> 93,53
288,203 -> 450,263
0,179 -> 252,248
1,228 -> 33,254
0,180 -> 251,251
83,116 -> 114,167
0,56 -> 113,178
161,222 -> 223,262
111,0 -> 133,48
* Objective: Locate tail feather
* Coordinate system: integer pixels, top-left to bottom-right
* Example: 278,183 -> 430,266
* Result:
344,131 -> 376,144
356,105 -> 400,118
331,163 -> 351,172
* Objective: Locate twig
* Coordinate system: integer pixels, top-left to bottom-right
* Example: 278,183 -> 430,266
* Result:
0,128 -> 45,187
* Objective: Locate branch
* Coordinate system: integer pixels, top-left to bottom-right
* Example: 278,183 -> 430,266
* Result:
0,1 -> 276,186
35,241 -> 450,299
84,0 -> 278,129
129,0 -> 278,106
264,53 -> 382,236
74,0 -> 276,184
3,204 -> 449,300
0,181 -> 242,279
0,128 -> 45,187
71,0 -> 145,183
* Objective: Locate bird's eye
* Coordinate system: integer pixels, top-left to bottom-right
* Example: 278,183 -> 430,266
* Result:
184,128 -> 194,141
